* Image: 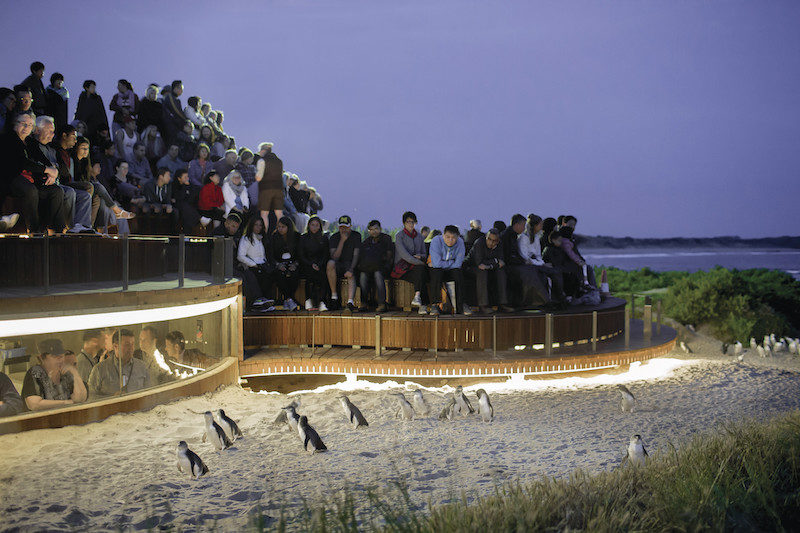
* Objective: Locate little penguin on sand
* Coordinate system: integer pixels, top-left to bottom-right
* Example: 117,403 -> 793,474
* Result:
298,415 -> 327,453
617,385 -> 636,413
273,399 -> 301,425
475,389 -> 493,422
454,385 -> 475,415
338,395 -> 368,428
216,409 -> 243,441
438,397 -> 456,421
283,405 -> 302,435
622,434 -> 648,467
176,441 -> 209,479
204,411 -> 232,451
393,393 -> 415,420
412,389 -> 430,416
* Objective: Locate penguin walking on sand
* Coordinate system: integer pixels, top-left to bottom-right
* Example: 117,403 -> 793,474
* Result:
679,341 -> 692,354
283,405 -> 302,435
454,385 -> 475,415
622,435 -> 648,467
412,389 -> 430,416
176,441 -> 209,479
733,341 -> 743,357
204,411 -> 232,451
773,340 -> 787,352
789,339 -> 798,355
338,395 -> 368,428
438,397 -> 456,420
617,385 -> 636,413
216,409 -> 243,441
273,399 -> 301,425
764,344 -> 773,358
750,337 -> 758,351
298,415 -> 327,453
757,345 -> 766,358
721,343 -> 729,355
393,393 -> 415,420
475,389 -> 494,422
737,351 -> 746,363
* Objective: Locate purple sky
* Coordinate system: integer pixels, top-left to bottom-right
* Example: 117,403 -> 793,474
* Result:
3,1 -> 799,237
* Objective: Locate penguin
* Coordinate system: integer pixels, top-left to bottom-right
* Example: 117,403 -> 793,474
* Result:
393,393 -> 415,420
622,434 -> 648,467
338,395 -> 368,428
733,341 -> 743,357
216,409 -> 243,441
297,415 -> 327,453
764,344 -> 773,357
412,389 -> 430,416
721,343 -> 728,355
750,337 -> 758,351
679,341 -> 692,354
438,397 -> 456,420
757,345 -> 766,358
454,385 -> 475,415
764,335 -> 772,348
273,399 -> 301,425
737,351 -> 746,363
176,441 -> 209,479
204,411 -> 232,451
283,405 -> 302,434
475,389 -> 494,422
789,340 -> 798,355
770,333 -> 777,345
617,384 -> 636,413
773,340 -> 787,352
687,324 -> 696,333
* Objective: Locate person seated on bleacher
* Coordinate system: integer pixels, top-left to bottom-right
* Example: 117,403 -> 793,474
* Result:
327,215 -> 361,312
222,169 -> 249,216
465,219 -> 484,252
238,216 -> 274,304
298,215 -> 330,311
172,168 -> 200,232
213,149 -> 238,182
0,371 -> 24,417
308,186 -> 323,215
87,329 -> 151,398
76,329 -> 103,386
392,210 -> 429,314
519,213 -> 566,306
500,213 -> 552,309
271,215 -> 301,311
428,225 -> 470,316
176,121 -> 197,163
555,225 -> 597,289
142,167 -> 177,230
127,141 -> 154,185
156,144 -> 187,176
358,219 -> 393,313
198,170 -> 225,229
464,228 -> 515,314
21,339 -> 87,411
543,229 -> 582,298
112,159 -> 145,209
114,116 -> 139,162
73,136 -> 134,223
188,143 -> 211,188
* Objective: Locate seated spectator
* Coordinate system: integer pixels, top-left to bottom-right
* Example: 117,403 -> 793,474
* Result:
109,79 -> 138,136
188,143 -> 211,187
542,217 -> 558,246
358,219 -> 394,312
255,144 -> 284,232
53,124 -> 94,232
493,220 -> 507,233
0,371 -> 24,417
392,211 -> 428,314
198,124 -> 215,151
213,148 -> 238,181
501,214 -> 552,308
184,96 -> 205,130
114,116 -> 139,162
137,84 -> 162,133
76,329 -> 103,386
288,174 -> 310,231
420,226 -> 430,241
71,119 -> 88,138
176,121 -> 197,163
10,86 -> 35,125
127,142 -> 154,184
429,225 -> 470,315
44,72 -> 69,133
20,61 -> 46,116
73,137 -> 134,223
561,215 -> 577,230
424,228 -> 441,254
22,339 -> 87,411
271,215 -> 300,311
464,228 -> 514,314
465,219 -> 484,252
0,113 -> 64,233
138,326 -> 173,385
211,134 -> 231,160
112,159 -> 145,209
93,138 -> 117,191
298,215 -> 330,311
87,329 -> 151,397
161,80 -> 186,144
198,170 -> 225,227
0,87 -> 15,132
157,144 -> 187,176
215,110 -> 225,134
558,225 -> 596,288
308,186 -> 323,215
200,102 -> 212,123
222,169 -> 249,216
237,216 -> 274,304
543,229 -> 580,297
172,168 -> 200,232
142,167 -> 175,221
140,124 -> 166,162
519,214 -> 566,304
212,209 -> 243,240
327,215 -> 361,312
74,80 -> 109,141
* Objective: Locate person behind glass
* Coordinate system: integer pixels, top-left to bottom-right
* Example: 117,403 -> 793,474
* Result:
76,329 -> 103,386
0,371 -> 23,417
198,170 -> 225,228
238,216 -> 274,304
500,213 -> 552,308
112,159 -> 145,209
298,215 -> 330,311
74,80 -> 109,141
465,219 -> 484,253
393,211 -> 428,314
465,228 -> 515,314
139,326 -> 173,385
109,79 -> 138,137
88,329 -> 151,398
20,61 -> 46,116
44,72 -> 69,134
358,219 -> 393,313
428,225 -> 470,315
271,215 -> 301,311
254,142 -> 284,233
161,80 -> 186,144
22,339 -> 87,411
172,168 -> 200,232
165,330 -> 208,372
326,215 -> 361,312
519,214 -> 566,305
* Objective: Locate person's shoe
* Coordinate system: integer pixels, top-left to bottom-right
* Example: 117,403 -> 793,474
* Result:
429,305 -> 440,316
346,300 -> 357,313
411,294 -> 422,307
479,306 -> 493,315
328,298 -> 341,311
500,305 -> 516,313
359,305 -> 369,313
376,304 -> 387,313
284,299 -> 299,311
462,305 -> 473,316
116,209 -> 135,220
305,299 -> 314,311
418,305 -> 428,315
0,213 -> 20,231
253,297 -> 270,307
319,301 -> 329,312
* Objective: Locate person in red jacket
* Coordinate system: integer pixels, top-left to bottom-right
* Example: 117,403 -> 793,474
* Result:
198,170 -> 225,228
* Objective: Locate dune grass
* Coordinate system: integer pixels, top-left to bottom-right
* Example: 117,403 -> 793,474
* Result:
247,410 -> 800,532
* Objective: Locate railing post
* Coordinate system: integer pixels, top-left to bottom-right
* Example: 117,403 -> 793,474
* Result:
624,306 -> 630,348
545,313 -> 553,356
43,233 -> 50,294
375,315 -> 381,357
656,300 -> 662,336
178,234 -> 185,288
224,237 -> 234,281
630,292 -> 635,319
493,314 -> 497,359
592,311 -> 598,353
643,302 -> 652,343
311,314 -> 315,357
122,235 -> 129,291
212,237 -> 224,284
434,316 -> 438,360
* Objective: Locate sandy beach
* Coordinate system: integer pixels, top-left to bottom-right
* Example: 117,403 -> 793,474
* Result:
1,330 -> 799,531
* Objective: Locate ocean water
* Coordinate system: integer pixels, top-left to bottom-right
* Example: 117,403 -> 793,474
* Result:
582,248 -> 800,280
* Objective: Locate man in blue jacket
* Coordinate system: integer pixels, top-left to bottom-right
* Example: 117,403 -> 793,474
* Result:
429,225 -> 471,315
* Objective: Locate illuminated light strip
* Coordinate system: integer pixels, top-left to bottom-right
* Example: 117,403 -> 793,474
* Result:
170,360 -> 207,373
0,296 -> 238,337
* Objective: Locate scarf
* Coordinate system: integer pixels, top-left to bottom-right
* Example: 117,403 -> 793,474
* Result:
224,174 -> 247,197
48,85 -> 69,101
403,228 -> 417,238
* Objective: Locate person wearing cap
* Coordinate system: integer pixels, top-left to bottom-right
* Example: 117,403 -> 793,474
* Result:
254,141 -> 283,233
87,329 -> 151,398
21,339 -> 87,411
327,215 -> 361,312
0,371 -> 24,417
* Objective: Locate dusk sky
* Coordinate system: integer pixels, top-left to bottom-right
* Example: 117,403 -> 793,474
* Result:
2,1 -> 798,238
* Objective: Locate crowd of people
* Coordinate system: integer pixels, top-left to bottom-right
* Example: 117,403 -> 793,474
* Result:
0,61 -> 324,235
0,326 -> 210,416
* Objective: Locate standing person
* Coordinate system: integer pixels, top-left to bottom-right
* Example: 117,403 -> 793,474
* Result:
254,142 -> 283,232
271,216 -> 300,311
428,225 -> 470,315
109,79 -> 139,136
0,371 -> 23,417
87,329 -> 151,398
137,84 -> 163,133
44,72 -> 69,134
500,214 -> 552,308
74,80 -> 109,141
20,61 -> 46,116
358,220 -> 394,312
198,171 -> 225,228
21,339 -> 87,411
76,330 -> 103,386
298,215 -> 330,311
464,229 -> 514,314
326,215 -> 361,312
161,80 -> 186,144
221,170 -> 249,216
237,216 -> 274,305
392,211 -> 428,314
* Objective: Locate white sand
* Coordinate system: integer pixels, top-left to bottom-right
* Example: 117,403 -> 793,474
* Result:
1,331 -> 799,531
